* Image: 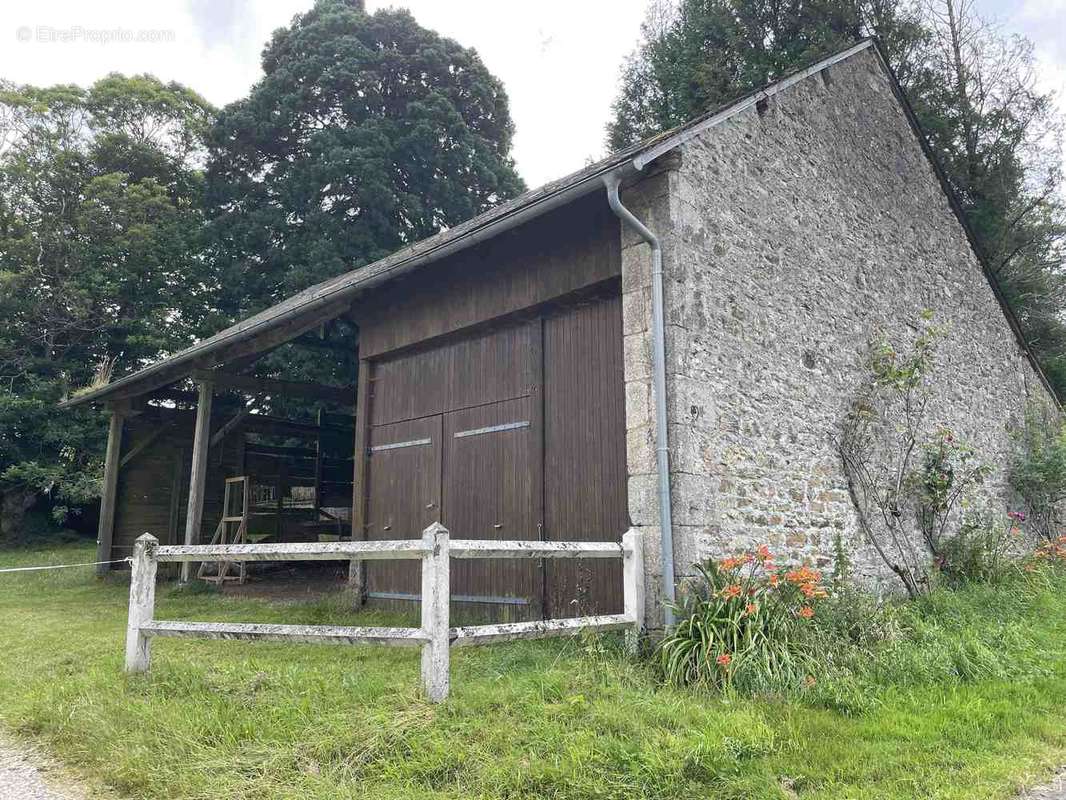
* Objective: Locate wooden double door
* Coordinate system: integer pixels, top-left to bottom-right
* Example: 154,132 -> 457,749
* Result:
360,294 -> 628,619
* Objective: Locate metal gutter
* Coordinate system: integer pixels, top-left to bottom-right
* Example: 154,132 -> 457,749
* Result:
603,173 -> 676,627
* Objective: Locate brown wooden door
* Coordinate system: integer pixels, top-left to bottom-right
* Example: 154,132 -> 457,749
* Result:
364,415 -> 442,599
442,395 -> 541,614
543,296 -> 628,617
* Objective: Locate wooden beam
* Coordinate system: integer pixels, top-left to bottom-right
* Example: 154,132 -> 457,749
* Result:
241,415 -> 348,439
95,407 -> 125,575
140,620 -> 427,647
209,406 -> 249,448
154,539 -> 429,562
349,358 -> 371,599
119,421 -> 174,468
180,379 -> 213,583
191,369 -> 355,406
449,614 -> 632,647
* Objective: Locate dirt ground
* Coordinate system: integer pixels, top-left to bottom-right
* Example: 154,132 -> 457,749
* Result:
0,736 -> 94,800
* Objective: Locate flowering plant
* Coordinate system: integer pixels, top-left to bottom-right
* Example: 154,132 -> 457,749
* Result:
1030,534 -> 1066,567
659,546 -> 828,690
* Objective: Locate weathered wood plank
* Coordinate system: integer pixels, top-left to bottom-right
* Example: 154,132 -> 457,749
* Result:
95,408 -> 125,574
449,540 -> 622,559
420,523 -> 450,703
154,539 -> 429,562
450,614 -> 631,647
191,369 -> 355,406
141,620 -> 427,646
180,380 -> 213,582
124,534 -> 158,672
209,406 -> 249,448
119,420 -> 173,468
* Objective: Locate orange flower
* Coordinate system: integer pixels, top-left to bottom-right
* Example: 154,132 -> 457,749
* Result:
716,653 -> 732,667
768,573 -> 780,587
719,557 -> 741,570
720,584 -> 742,600
785,566 -> 821,585
756,544 -> 772,561
797,606 -> 815,619
745,603 -> 759,615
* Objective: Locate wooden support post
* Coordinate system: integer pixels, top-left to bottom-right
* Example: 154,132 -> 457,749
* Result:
180,379 -> 213,583
95,407 -> 125,576
622,528 -> 645,654
348,359 -> 370,604
420,522 -> 450,703
125,533 -> 158,673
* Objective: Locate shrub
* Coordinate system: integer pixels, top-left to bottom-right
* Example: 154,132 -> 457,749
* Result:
1012,414 -> 1066,541
659,547 -> 827,692
937,510 -> 1024,584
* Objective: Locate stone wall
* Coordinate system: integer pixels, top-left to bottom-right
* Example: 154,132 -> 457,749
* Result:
620,46 -> 1058,624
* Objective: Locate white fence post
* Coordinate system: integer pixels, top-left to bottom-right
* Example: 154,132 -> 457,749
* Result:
125,533 -> 158,673
420,523 -> 450,702
622,528 -> 644,654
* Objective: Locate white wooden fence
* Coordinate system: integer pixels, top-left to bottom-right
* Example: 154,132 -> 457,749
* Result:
124,524 -> 644,702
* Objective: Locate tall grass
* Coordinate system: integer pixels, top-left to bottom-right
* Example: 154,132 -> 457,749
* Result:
2,540 -> 1066,799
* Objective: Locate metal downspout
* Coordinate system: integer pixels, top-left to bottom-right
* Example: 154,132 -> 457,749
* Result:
603,173 -> 675,627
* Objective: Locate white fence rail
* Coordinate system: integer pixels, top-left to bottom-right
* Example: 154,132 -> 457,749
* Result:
124,525 -> 644,702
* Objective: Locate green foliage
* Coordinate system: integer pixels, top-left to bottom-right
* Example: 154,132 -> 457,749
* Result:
937,510 -> 1022,584
914,427 -> 992,560
1012,412 -> 1066,540
205,0 -> 525,323
610,0 -> 1066,396
841,317 -> 1018,595
660,548 -> 827,691
0,75 -> 215,532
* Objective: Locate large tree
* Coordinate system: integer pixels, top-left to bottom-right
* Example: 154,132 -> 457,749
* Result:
205,0 -> 525,321
0,76 -> 214,540
609,0 -> 1066,391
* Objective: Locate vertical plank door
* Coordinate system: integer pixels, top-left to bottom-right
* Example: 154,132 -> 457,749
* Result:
442,395 -> 541,617
364,416 -> 443,599
543,295 -> 628,617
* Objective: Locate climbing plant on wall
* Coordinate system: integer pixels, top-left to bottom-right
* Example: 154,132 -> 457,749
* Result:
838,314 -> 996,597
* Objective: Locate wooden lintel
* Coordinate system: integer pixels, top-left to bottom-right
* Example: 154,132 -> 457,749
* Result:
191,369 -> 355,406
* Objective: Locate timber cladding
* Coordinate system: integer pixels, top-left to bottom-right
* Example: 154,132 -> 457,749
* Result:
352,194 -> 628,620
110,407 -> 355,562
351,192 -> 621,359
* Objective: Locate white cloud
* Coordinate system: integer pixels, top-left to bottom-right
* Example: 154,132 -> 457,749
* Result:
0,0 -> 1059,190
0,0 -> 648,188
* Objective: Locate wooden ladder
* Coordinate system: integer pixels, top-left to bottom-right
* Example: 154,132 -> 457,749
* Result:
198,476 -> 250,585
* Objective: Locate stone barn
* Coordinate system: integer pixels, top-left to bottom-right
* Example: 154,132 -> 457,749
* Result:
64,39 -> 1059,627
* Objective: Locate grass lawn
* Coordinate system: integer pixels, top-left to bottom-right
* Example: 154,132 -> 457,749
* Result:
2,540 -> 1066,799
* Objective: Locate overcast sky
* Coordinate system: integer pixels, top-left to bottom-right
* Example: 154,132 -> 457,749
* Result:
0,0 -> 1062,188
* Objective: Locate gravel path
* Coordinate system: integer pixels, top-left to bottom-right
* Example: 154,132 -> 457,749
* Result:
0,738 -> 88,800
1022,769 -> 1066,800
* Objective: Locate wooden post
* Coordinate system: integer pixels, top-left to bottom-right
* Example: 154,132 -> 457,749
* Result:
125,533 -> 158,673
420,522 -> 450,703
622,528 -> 645,654
95,406 -> 125,576
180,379 -> 213,583
348,359 -> 370,604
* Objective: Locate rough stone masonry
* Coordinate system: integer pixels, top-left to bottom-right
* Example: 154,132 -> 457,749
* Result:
619,46 -> 1058,625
